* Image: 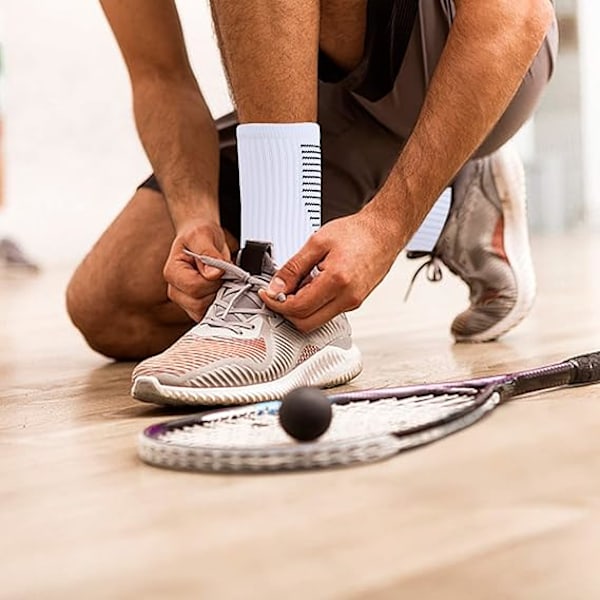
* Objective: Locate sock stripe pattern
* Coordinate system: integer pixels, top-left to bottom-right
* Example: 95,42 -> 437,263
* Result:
237,123 -> 322,264
300,143 -> 322,231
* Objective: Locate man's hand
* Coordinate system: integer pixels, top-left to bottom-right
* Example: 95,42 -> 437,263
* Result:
258,0 -> 554,335
258,209 -> 404,332
163,219 -> 230,322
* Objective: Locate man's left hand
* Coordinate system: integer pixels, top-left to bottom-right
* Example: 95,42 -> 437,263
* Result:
258,209 -> 404,332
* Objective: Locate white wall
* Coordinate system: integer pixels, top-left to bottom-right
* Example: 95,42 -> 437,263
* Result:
1,0 -> 231,266
578,0 -> 600,228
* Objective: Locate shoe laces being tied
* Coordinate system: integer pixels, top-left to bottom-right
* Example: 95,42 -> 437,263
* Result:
403,253 -> 444,302
183,249 -> 285,333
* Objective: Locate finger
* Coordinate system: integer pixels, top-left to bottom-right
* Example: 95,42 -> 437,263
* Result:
259,273 -> 337,320
183,246 -> 230,280
269,256 -> 350,317
167,285 -> 215,322
286,297 -> 347,333
266,236 -> 328,299
165,265 -> 222,298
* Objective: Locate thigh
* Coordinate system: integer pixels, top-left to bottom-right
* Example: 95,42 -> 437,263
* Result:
66,185 -> 197,359
68,114 -> 244,359
319,0 -> 367,74
475,15 -> 558,157
317,0 -> 559,223
69,186 -> 188,326
365,0 -> 558,149
317,0 -> 425,223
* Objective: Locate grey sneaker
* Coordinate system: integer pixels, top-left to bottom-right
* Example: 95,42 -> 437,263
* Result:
0,238 -> 40,272
131,241 -> 362,405
408,144 -> 535,342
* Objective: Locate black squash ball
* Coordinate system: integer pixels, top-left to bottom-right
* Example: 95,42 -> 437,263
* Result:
279,387 -> 333,442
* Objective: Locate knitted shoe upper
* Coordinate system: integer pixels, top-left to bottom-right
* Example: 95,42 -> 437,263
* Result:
407,145 -> 534,341
132,241 -> 352,387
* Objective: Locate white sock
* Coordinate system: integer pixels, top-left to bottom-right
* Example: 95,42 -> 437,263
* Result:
237,123 -> 321,264
406,188 -> 452,254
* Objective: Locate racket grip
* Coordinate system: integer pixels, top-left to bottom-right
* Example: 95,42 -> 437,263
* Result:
569,352 -> 600,385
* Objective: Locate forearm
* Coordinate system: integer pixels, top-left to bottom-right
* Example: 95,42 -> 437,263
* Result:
99,0 -> 221,231
132,77 -> 220,231
365,0 -> 554,248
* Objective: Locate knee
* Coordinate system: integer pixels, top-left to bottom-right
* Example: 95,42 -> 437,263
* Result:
66,273 -> 122,360
66,269 -> 152,361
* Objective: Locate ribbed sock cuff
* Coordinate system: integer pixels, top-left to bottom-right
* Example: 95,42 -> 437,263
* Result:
237,123 -> 321,264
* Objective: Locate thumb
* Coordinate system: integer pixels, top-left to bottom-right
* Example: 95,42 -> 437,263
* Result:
200,261 -> 225,281
200,247 -> 230,280
266,238 -> 326,299
185,245 -> 228,280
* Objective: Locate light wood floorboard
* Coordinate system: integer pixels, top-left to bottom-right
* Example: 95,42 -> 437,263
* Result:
1,233 -> 599,599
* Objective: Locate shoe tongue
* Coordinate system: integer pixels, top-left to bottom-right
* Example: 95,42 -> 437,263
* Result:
237,241 -> 276,277
209,241 -> 276,316
192,242 -> 278,336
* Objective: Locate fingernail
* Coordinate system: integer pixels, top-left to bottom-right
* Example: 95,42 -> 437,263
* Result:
259,288 -> 286,304
203,266 -> 222,279
266,277 -> 286,298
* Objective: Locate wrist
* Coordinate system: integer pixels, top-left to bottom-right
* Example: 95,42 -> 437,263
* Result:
365,146 -> 446,251
167,196 -> 220,233
361,186 -> 416,253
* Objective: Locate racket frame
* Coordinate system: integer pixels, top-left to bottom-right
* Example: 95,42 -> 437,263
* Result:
138,351 -> 600,472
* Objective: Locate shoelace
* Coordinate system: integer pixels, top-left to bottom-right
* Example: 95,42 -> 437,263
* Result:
404,255 -> 444,302
183,249 -> 283,333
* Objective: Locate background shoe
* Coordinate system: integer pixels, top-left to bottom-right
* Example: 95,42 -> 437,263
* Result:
408,143 -> 535,342
131,241 -> 362,406
0,238 -> 40,272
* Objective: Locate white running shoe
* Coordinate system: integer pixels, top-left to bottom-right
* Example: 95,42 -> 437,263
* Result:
131,241 -> 362,406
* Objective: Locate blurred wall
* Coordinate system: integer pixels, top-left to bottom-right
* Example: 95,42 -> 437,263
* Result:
526,0 -> 582,232
1,0 -> 231,267
578,0 -> 600,227
0,1 -> 594,267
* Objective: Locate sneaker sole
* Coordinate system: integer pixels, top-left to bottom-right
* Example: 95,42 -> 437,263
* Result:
455,145 -> 536,343
131,343 -> 363,406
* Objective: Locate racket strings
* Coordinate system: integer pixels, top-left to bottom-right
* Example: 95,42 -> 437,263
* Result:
157,391 -> 479,449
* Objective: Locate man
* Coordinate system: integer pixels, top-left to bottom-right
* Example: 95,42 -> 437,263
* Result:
67,0 -> 557,405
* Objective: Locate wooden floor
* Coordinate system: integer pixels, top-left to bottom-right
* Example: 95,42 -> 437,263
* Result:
2,233 -> 600,599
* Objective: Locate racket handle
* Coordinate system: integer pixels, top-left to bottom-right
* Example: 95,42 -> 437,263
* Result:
510,351 -> 600,397
568,351 -> 600,385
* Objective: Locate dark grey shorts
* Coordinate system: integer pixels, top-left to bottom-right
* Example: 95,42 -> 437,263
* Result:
140,0 -> 558,240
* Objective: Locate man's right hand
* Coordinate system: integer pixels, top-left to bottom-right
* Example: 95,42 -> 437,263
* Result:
163,219 -> 231,322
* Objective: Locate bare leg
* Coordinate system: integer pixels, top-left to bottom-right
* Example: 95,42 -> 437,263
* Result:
211,0 -> 367,122
210,0 -> 320,122
209,0 -> 369,266
66,188 -> 191,360
67,187 -> 237,360
319,0 -> 368,73
209,0 -> 368,175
